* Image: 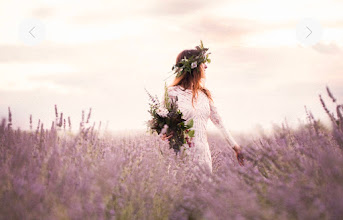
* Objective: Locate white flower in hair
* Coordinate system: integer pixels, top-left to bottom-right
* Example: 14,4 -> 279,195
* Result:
156,106 -> 169,118
191,61 -> 197,69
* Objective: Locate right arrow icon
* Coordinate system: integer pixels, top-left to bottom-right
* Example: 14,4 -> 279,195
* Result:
296,18 -> 322,46
306,26 -> 312,38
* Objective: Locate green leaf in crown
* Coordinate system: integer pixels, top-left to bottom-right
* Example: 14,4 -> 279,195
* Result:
171,40 -> 211,78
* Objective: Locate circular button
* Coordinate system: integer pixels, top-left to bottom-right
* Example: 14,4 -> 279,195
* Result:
296,18 -> 322,46
19,19 -> 46,46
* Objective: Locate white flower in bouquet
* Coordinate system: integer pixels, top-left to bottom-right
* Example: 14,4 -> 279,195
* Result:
156,106 -> 169,118
146,82 -> 195,154
191,61 -> 197,69
159,124 -> 169,136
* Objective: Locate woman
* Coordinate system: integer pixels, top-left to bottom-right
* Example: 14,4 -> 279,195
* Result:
161,42 -> 244,173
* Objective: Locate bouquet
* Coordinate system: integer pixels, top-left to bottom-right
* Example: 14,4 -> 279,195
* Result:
145,83 -> 195,154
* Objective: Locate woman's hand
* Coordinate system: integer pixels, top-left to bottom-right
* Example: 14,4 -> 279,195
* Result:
161,132 -> 173,143
233,146 -> 245,166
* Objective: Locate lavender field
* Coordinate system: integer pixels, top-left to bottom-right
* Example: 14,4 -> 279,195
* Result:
1,87 -> 343,220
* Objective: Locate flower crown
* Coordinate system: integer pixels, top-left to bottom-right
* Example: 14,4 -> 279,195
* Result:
171,40 -> 211,78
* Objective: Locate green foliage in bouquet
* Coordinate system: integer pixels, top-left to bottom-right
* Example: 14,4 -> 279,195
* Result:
145,83 -> 195,154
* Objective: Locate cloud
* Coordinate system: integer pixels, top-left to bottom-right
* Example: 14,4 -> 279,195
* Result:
203,44 -> 343,97
179,16 -> 295,44
142,0 -> 227,16
312,42 -> 341,54
31,7 -> 55,18
26,72 -> 111,93
0,37 -> 144,64
0,44 -> 80,63
66,0 -> 230,26
59,0 -> 224,25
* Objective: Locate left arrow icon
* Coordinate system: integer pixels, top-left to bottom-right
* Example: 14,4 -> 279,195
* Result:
19,19 -> 45,45
29,26 -> 36,38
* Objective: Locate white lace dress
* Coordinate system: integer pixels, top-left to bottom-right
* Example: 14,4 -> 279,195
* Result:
162,85 -> 239,173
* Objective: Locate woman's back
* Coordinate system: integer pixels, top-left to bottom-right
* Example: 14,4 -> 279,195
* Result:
160,41 -> 244,169
165,85 -> 238,173
167,85 -> 211,143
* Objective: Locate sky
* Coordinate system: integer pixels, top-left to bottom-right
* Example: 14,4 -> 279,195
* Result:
0,0 -> 343,137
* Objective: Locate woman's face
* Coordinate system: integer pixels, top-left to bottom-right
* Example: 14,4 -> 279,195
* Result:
200,63 -> 207,79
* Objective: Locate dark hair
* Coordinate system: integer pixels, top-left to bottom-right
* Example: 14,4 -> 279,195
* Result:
169,49 -> 213,108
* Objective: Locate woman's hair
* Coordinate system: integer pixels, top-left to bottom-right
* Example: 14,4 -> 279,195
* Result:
169,49 -> 213,107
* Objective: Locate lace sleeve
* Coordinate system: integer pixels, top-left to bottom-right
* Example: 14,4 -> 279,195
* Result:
209,100 -> 239,149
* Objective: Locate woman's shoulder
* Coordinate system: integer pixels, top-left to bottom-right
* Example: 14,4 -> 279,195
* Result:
167,85 -> 182,93
165,86 -> 179,97
168,85 -> 210,95
167,85 -> 177,92
167,85 -> 191,98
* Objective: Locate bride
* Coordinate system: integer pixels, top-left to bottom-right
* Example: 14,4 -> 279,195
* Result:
161,41 -> 245,173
